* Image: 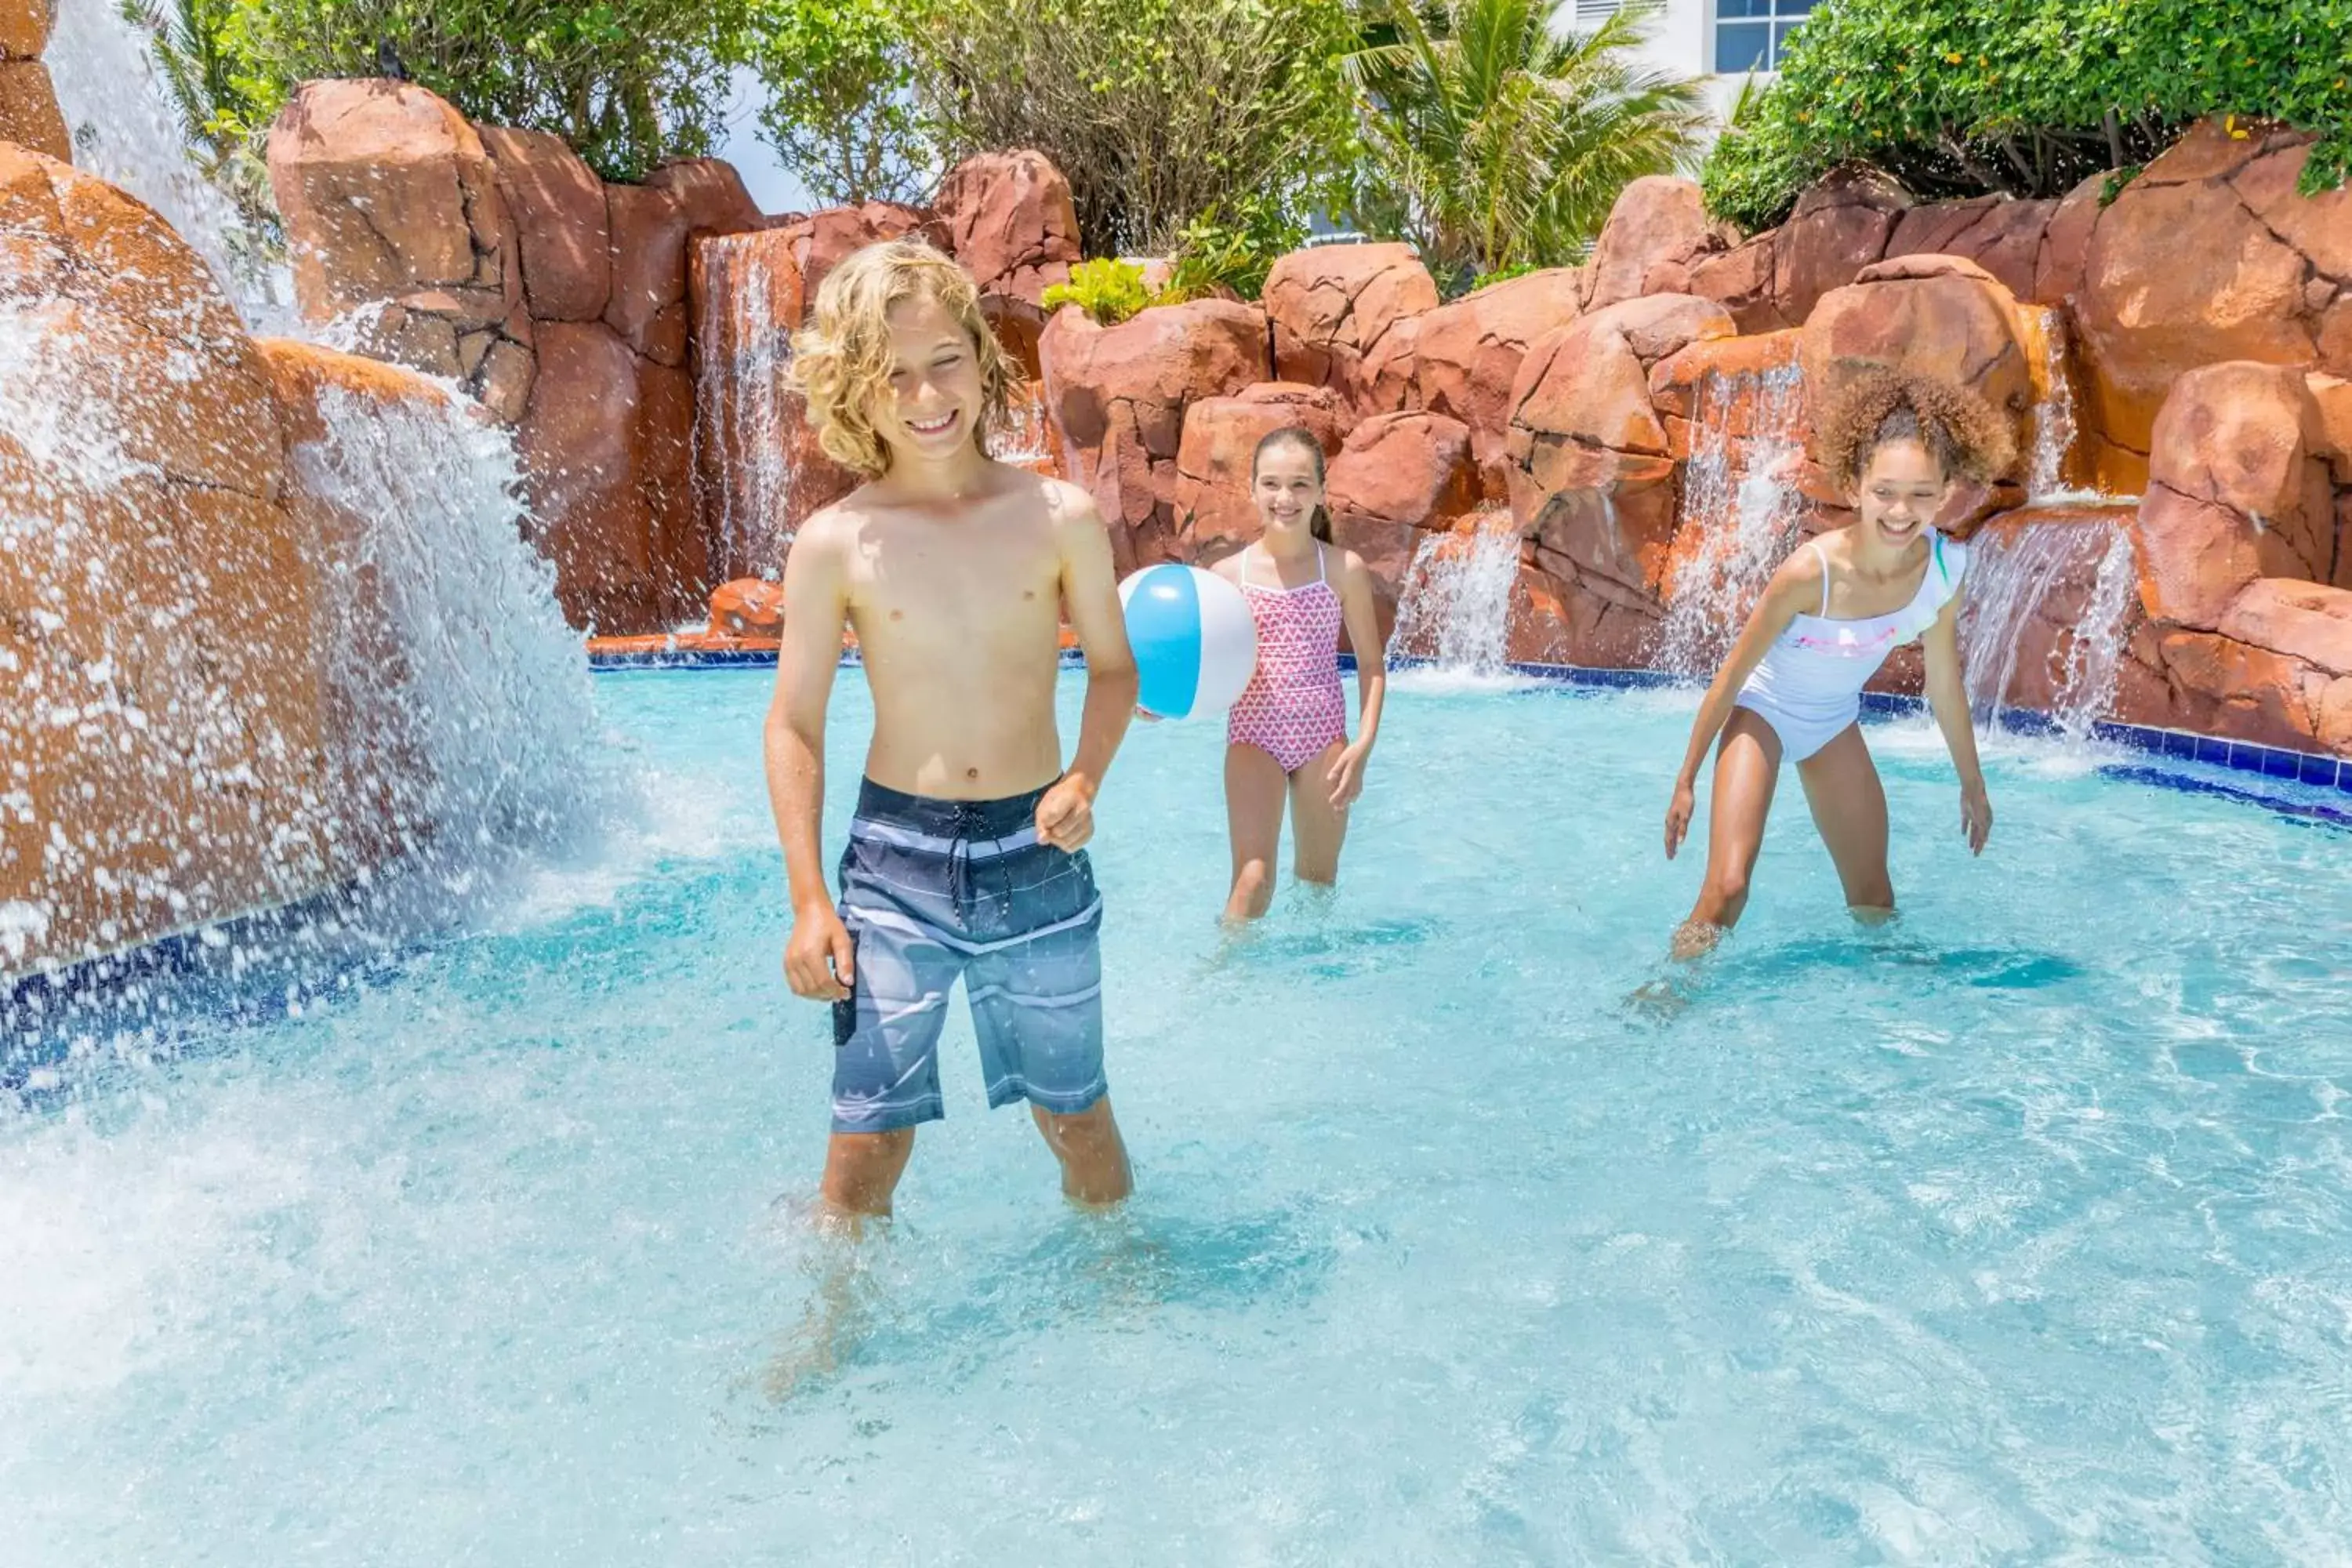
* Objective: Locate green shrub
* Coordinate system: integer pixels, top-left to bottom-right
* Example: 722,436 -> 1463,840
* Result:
910,0 -> 1361,256
1041,258 -> 1156,325
1155,200 -> 1303,304
742,0 -> 939,206
1703,0 -> 2352,232
211,0 -> 746,183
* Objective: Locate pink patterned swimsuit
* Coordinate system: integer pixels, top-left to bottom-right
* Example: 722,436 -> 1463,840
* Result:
1227,542 -> 1349,774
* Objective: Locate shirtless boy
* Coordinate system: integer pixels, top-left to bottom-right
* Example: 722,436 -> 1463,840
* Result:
763,241 -> 1140,1220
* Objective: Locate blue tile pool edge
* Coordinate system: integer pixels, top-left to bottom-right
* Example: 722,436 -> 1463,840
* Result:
593,646 -> 2350,800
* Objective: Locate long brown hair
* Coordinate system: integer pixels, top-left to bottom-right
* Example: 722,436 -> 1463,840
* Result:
1251,425 -> 1333,543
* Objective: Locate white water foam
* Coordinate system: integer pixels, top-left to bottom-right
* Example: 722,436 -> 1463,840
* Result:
1387,523 -> 1527,685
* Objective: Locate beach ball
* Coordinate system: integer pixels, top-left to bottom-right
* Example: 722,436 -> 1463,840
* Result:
1117,564 -> 1258,720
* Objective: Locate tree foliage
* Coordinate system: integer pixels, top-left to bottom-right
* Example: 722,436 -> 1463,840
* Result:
742,0 -> 939,207
1343,0 -> 1708,292
118,0 -> 280,251
1703,0 -> 2352,232
215,0 -> 747,182
909,0 -> 1363,256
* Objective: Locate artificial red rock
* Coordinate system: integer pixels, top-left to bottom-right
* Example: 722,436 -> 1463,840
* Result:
646,158 -> 764,238
1370,267 -> 1583,493
1882,194 -> 2055,302
1,0 -> 54,58
1585,176 -> 1734,310
1264,242 -> 1437,409
932,150 -> 1081,310
0,59 -> 66,162
709,577 -> 786,637
1770,165 -> 1909,326
604,181 -> 688,357
481,125 -> 610,322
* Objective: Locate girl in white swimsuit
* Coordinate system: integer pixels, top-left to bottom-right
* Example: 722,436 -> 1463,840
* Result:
1661,369 -> 2016,960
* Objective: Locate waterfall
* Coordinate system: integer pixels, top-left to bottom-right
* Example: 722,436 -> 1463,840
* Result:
45,0 -> 293,332
1656,362 -> 1806,677
694,234 -> 801,583
1958,515 -> 2138,738
1386,519 -> 1523,679
2019,307 -> 2103,505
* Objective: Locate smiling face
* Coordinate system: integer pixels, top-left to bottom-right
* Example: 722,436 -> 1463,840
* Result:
1854,437 -> 1950,553
1251,437 -> 1325,539
868,295 -> 985,463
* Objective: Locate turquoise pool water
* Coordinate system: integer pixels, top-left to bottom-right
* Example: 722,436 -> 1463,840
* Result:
5,670 -> 2351,1564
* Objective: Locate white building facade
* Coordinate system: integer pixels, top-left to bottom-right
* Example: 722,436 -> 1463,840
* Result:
1573,0 -> 1814,129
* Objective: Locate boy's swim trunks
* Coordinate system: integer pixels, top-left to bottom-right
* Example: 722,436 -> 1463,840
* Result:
828,777 -> 1107,1133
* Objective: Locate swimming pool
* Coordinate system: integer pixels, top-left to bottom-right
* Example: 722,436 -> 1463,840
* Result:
6,670 -> 2350,1563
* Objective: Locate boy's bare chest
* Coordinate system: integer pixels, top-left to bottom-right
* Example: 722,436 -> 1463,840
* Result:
845,529 -> 1061,634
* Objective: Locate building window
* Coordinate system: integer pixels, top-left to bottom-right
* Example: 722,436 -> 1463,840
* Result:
1715,0 -> 1811,74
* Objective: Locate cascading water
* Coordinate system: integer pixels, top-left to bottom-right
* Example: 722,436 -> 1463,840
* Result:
1958,517 -> 2139,739
45,0 -> 292,332
1656,363 -> 1806,677
2019,307 -> 2101,505
1386,517 -> 1523,679
695,235 -> 800,583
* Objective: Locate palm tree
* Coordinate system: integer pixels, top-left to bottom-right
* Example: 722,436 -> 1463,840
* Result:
1344,0 -> 1708,291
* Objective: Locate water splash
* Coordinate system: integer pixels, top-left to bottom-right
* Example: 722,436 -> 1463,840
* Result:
1387,519 -> 1523,680
45,0 -> 292,332
1959,518 -> 2138,739
993,382 -> 1056,470
296,383 -> 615,891
1657,364 -> 1806,677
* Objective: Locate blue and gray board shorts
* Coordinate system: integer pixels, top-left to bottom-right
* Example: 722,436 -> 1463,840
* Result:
830,778 -> 1108,1134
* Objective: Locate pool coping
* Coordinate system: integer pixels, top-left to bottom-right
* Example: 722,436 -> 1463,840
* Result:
587,644 -> 2352,804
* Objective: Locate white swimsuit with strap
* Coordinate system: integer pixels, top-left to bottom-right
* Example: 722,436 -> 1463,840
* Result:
1733,534 -> 1969,762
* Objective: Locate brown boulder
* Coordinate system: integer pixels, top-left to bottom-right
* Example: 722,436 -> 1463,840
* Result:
634,358 -> 702,619
267,79 -> 515,320
0,158 -> 363,972
709,578 -> 786,637
2,0 -> 53,58
2137,361 -> 2332,628
1883,194 -> 2056,302
1171,383 -> 1345,558
646,158 -> 764,238
1264,242 -> 1438,408
933,150 -> 1081,310
2032,174 -> 2103,308
516,320 -> 655,630
0,59 -> 66,162
1586,176 -> 1734,310
1371,267 -> 1582,495
1690,234 -> 1785,334
481,125 -> 609,322
1042,297 -> 1271,460
604,182 -> 688,359
2080,123 -> 2343,452
1800,253 -> 2033,477
1772,165 -> 1909,326
1327,412 -> 1478,530
1508,296 -> 1735,657
2220,578 -> 2352,677
2154,630 -> 2335,753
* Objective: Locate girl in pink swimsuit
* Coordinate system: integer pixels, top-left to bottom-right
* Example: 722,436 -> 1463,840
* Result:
1214,426 -> 1388,922
1660,369 -> 2015,961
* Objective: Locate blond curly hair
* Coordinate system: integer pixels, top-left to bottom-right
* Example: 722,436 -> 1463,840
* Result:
786,240 -> 1019,477
1817,368 -> 2016,492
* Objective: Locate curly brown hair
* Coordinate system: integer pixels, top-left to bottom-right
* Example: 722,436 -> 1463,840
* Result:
786,240 -> 1019,477
1817,368 -> 2016,492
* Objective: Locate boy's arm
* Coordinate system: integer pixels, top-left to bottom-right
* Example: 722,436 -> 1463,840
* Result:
764,514 -> 855,1000
1036,485 -> 1138,851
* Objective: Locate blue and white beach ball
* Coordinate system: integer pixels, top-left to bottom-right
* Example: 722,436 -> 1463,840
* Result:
1117,564 -> 1258,720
